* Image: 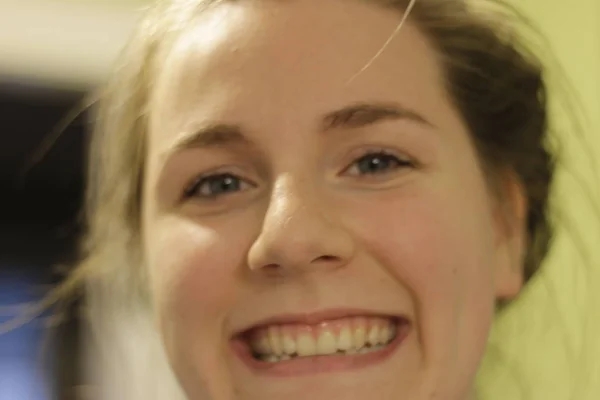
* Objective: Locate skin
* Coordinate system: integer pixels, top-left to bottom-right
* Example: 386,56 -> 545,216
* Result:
142,0 -> 527,399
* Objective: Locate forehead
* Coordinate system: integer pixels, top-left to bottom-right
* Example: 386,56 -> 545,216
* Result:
149,0 -> 447,147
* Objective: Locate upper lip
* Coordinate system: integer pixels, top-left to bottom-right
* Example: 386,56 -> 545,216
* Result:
233,308 -> 404,337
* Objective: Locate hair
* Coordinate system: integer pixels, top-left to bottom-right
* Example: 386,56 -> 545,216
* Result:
63,0 -> 554,306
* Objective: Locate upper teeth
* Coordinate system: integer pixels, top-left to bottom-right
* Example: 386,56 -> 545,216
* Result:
248,317 -> 397,360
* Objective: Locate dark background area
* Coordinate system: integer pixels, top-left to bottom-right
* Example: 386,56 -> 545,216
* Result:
0,82 -> 88,400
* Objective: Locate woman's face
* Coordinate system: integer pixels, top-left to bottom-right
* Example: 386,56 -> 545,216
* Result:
142,0 -> 525,399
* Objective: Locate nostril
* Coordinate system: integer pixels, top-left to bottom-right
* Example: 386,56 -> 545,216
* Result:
263,263 -> 280,271
313,255 -> 339,263
253,263 -> 284,277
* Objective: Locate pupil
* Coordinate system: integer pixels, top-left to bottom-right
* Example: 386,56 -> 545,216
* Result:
211,175 -> 239,194
359,155 -> 390,173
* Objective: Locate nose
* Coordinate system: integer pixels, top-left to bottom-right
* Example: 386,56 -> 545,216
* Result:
247,177 -> 355,274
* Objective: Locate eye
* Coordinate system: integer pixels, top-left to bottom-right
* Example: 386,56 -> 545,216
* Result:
344,151 -> 413,177
183,173 -> 253,200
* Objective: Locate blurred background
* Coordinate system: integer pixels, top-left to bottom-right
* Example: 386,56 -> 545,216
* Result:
0,2 -> 141,399
0,0 -> 598,400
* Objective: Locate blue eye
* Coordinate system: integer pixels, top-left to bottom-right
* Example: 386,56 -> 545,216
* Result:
184,173 -> 249,199
348,151 -> 412,176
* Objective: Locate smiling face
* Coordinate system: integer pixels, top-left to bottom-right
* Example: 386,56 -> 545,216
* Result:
141,0 -> 525,399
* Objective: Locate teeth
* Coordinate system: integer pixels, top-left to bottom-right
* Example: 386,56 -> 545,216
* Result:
352,318 -> 367,350
269,326 -> 283,356
282,331 -> 296,355
255,335 -> 271,354
379,324 -> 389,344
297,333 -> 317,357
249,317 -> 399,361
316,330 -> 337,355
380,324 -> 394,344
337,327 -> 353,351
367,324 -> 380,346
265,355 -> 279,363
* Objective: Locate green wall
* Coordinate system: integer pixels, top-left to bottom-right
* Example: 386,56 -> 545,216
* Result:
478,1 -> 600,399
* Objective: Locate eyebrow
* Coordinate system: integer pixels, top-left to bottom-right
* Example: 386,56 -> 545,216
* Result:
321,102 -> 433,131
168,102 -> 433,154
171,123 -> 248,153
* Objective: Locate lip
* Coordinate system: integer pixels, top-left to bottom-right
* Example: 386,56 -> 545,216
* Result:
230,309 -> 411,377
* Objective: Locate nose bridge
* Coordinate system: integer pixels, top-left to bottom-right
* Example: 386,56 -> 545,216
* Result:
270,174 -> 316,225
265,174 -> 329,248
248,173 -> 353,272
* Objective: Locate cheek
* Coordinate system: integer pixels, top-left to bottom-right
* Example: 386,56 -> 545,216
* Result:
353,186 -> 497,296
143,215 -> 255,400
145,216 -> 248,327
347,181 -> 498,376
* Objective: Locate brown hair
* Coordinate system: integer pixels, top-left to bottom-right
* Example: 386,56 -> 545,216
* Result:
67,0 -> 554,304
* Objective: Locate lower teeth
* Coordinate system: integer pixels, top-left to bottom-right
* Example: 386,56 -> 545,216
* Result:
257,343 -> 388,363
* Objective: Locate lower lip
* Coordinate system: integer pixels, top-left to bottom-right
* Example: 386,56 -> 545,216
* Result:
231,319 -> 410,377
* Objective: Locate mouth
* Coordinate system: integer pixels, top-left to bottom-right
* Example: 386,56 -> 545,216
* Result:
231,312 -> 411,375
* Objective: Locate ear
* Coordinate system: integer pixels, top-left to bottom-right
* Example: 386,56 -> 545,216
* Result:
492,171 -> 528,300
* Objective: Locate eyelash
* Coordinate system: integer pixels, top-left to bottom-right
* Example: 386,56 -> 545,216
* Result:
182,172 -> 254,200
343,149 -> 414,177
182,150 -> 414,200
